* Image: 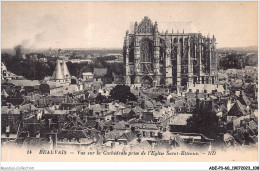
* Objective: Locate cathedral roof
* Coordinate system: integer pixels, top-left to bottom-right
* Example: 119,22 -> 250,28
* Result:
129,20 -> 198,34
159,22 -> 198,33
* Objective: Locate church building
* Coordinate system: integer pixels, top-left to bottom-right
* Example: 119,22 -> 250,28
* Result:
123,16 -> 218,90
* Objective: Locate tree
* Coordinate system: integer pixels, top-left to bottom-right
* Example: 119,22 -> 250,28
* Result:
109,85 -> 137,103
95,93 -> 107,104
186,108 -> 222,139
39,84 -> 50,94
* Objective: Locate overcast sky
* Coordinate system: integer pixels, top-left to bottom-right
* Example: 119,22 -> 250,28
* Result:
2,1 -> 258,49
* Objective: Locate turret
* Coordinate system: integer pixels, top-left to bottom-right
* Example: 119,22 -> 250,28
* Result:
52,60 -> 65,83
154,21 -> 158,34
134,22 -> 138,34
61,60 -> 71,83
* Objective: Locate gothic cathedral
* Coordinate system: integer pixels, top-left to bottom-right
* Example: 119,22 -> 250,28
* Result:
123,16 -> 218,90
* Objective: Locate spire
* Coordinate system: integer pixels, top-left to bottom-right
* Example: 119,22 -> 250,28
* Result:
134,22 -> 138,34
154,21 -> 158,33
126,30 -> 129,39
61,60 -> 71,80
52,60 -> 65,80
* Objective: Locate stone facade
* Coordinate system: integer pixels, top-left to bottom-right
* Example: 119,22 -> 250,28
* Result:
123,17 -> 218,90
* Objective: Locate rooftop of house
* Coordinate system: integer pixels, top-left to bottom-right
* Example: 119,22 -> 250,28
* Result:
82,72 -> 94,76
45,109 -> 69,115
7,80 -> 41,87
89,104 -> 104,112
2,89 -> 9,98
131,123 -> 158,130
1,106 -> 20,115
171,132 -> 214,141
104,84 -> 117,89
186,84 -> 225,94
169,114 -> 192,126
104,130 -> 125,140
238,92 -> 251,106
117,131 -> 137,142
224,133 -> 235,142
248,120 -> 258,132
131,140 -> 151,150
227,100 -> 247,117
113,121 -> 129,130
58,130 -> 88,139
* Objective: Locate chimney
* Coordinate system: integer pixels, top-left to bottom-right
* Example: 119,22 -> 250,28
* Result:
158,132 -> 163,139
48,135 -> 53,149
137,134 -> 141,143
196,89 -> 199,95
5,125 -> 10,137
48,119 -> 52,128
110,125 -> 113,131
131,126 -> 136,133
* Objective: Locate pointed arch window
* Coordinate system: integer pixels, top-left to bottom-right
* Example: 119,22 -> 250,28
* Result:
140,39 -> 153,73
